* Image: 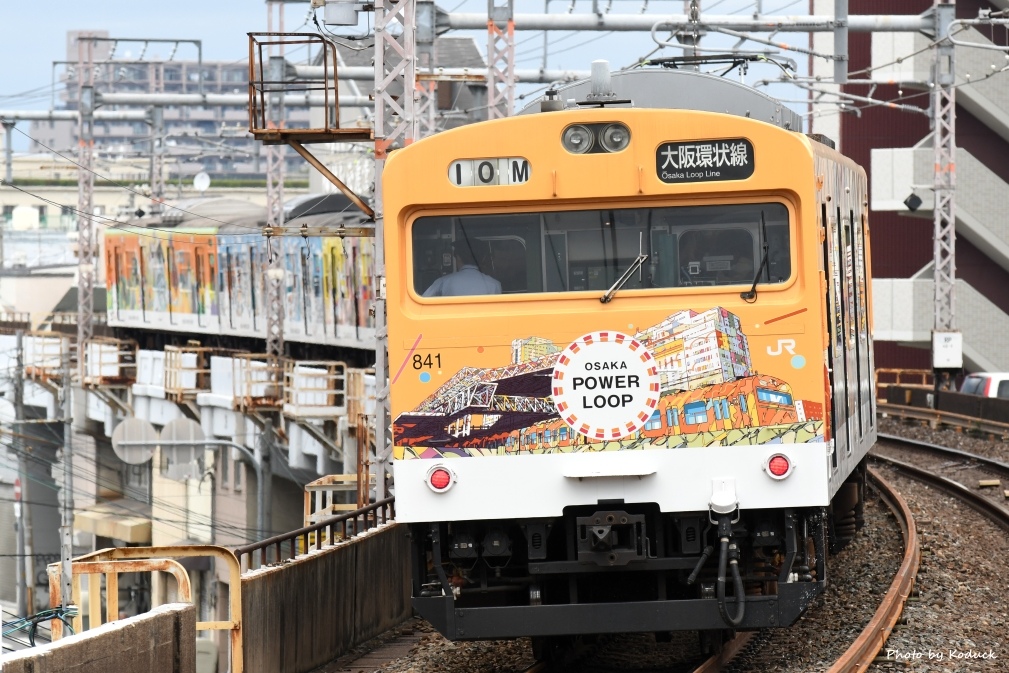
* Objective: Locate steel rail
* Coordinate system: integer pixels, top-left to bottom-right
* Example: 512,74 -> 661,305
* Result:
692,631 -> 754,672
872,452 -> 1009,535
877,432 -> 1009,473
823,467 -> 920,672
879,401 -> 1009,438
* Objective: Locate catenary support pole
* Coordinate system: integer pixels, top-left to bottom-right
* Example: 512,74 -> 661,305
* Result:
14,331 -> 27,617
76,32 -> 96,351
256,419 -> 274,539
931,0 -> 960,388
59,348 -> 75,608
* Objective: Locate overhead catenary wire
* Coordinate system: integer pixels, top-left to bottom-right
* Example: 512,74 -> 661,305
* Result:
3,439 -> 263,543
0,124 -> 263,233
3,424 -> 264,540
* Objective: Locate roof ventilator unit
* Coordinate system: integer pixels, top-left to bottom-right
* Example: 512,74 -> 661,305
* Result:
577,60 -> 631,108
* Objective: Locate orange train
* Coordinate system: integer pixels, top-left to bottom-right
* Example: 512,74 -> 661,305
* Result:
384,66 -> 875,647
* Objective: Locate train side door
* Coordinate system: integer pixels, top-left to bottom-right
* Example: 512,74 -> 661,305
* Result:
838,205 -> 858,461
166,243 -> 177,324
855,212 -> 874,431
329,245 -> 343,337
821,200 -> 847,468
221,245 -> 235,329
195,245 -> 208,327
109,244 -> 121,320
137,243 -> 149,323
250,242 -> 262,331
300,244 -> 312,335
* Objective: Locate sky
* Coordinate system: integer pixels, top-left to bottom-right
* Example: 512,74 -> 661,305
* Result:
0,0 -> 814,151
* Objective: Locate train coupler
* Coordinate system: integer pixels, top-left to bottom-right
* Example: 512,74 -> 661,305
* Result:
575,510 -> 646,566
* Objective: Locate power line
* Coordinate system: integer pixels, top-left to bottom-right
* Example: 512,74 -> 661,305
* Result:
1,125 -> 263,233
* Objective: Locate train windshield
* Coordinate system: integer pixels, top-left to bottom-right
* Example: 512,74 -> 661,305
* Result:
412,202 -> 790,297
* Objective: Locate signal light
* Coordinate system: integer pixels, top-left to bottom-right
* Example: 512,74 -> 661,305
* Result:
426,465 -> 455,492
764,453 -> 793,479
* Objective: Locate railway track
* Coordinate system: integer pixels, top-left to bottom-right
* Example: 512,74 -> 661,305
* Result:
333,434 -> 1009,673
873,433 -> 1009,534
866,431 -> 1009,666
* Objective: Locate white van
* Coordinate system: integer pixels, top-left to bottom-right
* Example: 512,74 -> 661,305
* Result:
959,372 -> 1009,399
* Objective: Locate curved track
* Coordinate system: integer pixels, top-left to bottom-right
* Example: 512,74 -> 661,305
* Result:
873,433 -> 1009,534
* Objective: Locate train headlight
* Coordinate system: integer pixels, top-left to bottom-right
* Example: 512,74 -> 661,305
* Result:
599,123 -> 631,152
763,453 -> 793,480
561,124 -> 595,154
426,464 -> 456,492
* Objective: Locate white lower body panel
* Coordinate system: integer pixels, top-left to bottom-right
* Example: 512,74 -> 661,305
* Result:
394,443 -> 831,523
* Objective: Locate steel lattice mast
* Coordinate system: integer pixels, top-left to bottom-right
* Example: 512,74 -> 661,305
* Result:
76,35 -> 96,352
931,1 -> 957,341
265,2 -> 286,359
487,0 -> 516,119
373,0 -> 418,499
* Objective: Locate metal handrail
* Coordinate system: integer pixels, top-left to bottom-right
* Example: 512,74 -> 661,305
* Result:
234,496 -> 394,572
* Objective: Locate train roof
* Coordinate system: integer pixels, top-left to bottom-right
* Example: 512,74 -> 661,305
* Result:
285,192 -> 369,220
517,67 -> 802,131
159,197 -> 265,228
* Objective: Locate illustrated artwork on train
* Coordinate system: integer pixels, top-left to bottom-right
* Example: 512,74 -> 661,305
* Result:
394,306 -> 825,459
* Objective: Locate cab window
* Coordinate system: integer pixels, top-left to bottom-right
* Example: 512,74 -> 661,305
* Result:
411,203 -> 790,297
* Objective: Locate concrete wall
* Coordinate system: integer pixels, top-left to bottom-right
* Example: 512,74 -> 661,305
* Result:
241,523 -> 411,673
0,603 -> 196,673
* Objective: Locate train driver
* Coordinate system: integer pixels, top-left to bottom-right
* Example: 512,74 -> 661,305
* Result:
423,242 -> 502,297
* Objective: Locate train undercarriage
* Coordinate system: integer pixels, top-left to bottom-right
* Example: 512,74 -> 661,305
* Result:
410,461 -> 866,641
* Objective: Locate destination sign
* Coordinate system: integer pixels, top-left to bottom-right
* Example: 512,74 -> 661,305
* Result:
448,157 -> 530,187
551,331 -> 661,441
655,138 -> 755,184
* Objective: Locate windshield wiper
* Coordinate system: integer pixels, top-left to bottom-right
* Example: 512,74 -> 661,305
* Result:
741,211 -> 769,303
600,254 -> 648,303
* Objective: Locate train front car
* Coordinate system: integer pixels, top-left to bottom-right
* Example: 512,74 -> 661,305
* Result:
384,69 -> 874,644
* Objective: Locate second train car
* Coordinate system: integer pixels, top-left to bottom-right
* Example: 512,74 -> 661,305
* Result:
104,206 -> 376,349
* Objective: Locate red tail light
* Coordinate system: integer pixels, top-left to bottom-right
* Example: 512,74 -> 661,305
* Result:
764,453 -> 793,479
426,465 -> 456,492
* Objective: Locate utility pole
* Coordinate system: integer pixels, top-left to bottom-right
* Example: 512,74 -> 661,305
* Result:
2,119 -> 13,185
256,419 -> 274,539
265,59 -> 286,361
1,119 -> 10,270
931,0 -> 960,389
76,34 -> 96,350
59,349 -> 75,608
149,105 -> 165,215
13,331 -> 33,617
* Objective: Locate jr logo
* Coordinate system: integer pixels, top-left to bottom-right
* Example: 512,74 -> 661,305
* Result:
767,339 -> 797,356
